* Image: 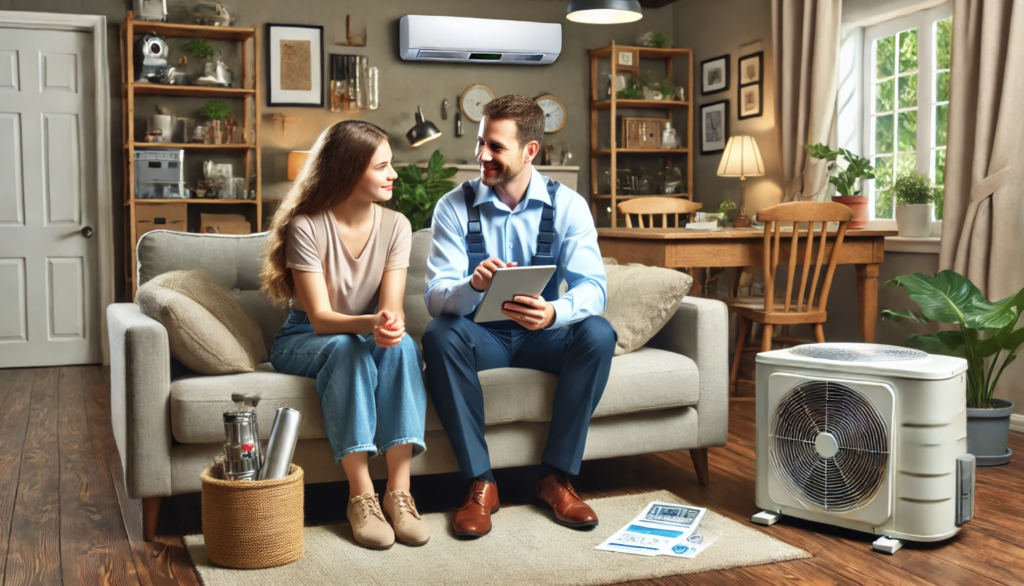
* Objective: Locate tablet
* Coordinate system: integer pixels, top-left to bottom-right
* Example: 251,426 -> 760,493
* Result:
473,265 -> 557,324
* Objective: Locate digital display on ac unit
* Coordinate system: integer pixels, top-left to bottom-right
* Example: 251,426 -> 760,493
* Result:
469,53 -> 502,60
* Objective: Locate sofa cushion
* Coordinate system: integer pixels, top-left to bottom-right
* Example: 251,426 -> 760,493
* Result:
170,347 -> 699,444
137,270 -> 268,374
604,263 -> 693,356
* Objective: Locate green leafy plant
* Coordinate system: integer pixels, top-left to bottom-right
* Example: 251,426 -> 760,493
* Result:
718,198 -> 737,215
617,85 -> 643,100
186,39 -> 214,59
804,143 -> 876,196
893,171 -> 936,205
882,271 -> 1024,408
200,100 -> 229,121
387,149 -> 458,231
650,32 -> 668,49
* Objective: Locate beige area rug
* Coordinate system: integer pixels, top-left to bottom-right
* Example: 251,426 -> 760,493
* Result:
184,490 -> 809,585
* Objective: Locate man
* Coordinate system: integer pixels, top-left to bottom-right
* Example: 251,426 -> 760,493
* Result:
422,95 -> 616,538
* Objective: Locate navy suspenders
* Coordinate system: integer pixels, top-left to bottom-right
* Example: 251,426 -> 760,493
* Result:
461,178 -> 561,273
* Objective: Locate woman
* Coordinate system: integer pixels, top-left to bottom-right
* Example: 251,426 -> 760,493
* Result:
261,120 -> 428,550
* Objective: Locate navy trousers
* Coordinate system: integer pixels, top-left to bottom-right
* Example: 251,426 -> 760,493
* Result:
422,314 -> 617,479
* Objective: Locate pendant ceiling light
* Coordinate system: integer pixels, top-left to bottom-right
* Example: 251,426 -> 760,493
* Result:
567,0 -> 643,24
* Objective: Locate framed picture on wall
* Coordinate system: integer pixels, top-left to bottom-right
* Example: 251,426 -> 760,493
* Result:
738,51 -> 763,85
738,83 -> 762,119
267,24 -> 324,107
700,55 -> 729,95
700,100 -> 729,154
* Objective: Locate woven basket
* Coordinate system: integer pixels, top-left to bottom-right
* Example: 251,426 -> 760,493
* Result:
200,464 -> 305,569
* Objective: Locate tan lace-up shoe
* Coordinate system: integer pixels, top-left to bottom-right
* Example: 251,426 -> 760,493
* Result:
347,493 -> 395,549
382,489 -> 430,546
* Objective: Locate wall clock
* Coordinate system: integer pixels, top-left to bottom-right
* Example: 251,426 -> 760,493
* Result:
536,94 -> 566,133
460,84 -> 495,123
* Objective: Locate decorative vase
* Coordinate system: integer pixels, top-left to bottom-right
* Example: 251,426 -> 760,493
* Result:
895,204 -> 934,238
966,398 -> 1014,466
832,195 -> 869,229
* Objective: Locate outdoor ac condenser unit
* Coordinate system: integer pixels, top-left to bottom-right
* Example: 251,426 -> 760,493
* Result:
399,15 -> 561,65
752,343 -> 975,554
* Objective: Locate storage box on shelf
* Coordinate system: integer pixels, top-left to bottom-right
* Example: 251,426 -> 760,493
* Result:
120,10 -> 262,297
589,43 -> 693,228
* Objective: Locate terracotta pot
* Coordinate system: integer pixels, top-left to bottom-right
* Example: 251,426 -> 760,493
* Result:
832,195 -> 868,229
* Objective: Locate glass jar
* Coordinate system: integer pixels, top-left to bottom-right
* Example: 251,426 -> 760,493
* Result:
367,66 -> 379,110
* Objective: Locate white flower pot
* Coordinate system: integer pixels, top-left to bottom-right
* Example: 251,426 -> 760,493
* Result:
895,204 -> 934,238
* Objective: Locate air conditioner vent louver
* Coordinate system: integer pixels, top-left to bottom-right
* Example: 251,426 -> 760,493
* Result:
769,380 -> 889,512
789,344 -> 928,362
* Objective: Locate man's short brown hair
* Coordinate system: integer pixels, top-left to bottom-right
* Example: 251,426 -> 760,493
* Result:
482,94 -> 545,149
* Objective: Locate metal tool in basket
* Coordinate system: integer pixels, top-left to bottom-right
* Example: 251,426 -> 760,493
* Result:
222,394 -> 264,481
259,408 -> 302,480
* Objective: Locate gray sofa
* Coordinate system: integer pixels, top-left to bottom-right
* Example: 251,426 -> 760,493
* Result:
107,229 -> 729,539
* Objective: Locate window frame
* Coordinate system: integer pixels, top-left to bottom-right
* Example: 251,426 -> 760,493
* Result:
861,2 -> 953,225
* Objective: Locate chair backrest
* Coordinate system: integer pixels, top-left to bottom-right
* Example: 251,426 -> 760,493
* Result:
617,197 -> 702,228
756,201 -> 852,315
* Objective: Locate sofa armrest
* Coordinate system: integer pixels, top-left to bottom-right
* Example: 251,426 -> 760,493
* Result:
646,296 -> 729,447
107,303 -> 172,498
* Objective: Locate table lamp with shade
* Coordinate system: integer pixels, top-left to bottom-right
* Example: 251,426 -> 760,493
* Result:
287,150 -> 309,181
406,106 -> 442,148
716,135 -> 764,228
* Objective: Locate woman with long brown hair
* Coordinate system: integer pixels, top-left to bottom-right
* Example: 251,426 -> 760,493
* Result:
262,120 -> 428,549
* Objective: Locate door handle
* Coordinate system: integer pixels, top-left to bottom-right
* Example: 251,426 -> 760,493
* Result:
81,226 -> 94,238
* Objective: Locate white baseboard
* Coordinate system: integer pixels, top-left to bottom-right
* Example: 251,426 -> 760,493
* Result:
1011,413 -> 1024,434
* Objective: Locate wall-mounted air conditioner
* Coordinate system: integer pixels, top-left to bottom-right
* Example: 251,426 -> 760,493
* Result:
399,15 -> 561,65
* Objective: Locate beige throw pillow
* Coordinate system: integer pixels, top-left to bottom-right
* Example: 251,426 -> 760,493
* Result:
603,263 -> 693,355
137,269 -> 269,374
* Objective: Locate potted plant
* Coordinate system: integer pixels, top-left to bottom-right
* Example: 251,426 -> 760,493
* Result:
883,271 -> 1024,466
200,100 -> 229,144
387,149 -> 458,231
893,171 -> 937,238
804,143 -> 876,229
716,198 -> 737,226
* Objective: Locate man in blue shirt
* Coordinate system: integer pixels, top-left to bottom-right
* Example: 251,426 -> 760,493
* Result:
423,95 -> 616,538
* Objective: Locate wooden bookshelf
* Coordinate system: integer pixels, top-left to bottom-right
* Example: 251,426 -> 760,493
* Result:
589,43 -> 694,228
120,11 -> 262,297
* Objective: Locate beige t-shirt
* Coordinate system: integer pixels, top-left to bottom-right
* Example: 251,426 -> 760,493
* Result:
286,205 -> 412,316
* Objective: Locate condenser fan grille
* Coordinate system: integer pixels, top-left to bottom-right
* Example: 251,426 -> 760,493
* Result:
769,380 -> 889,512
789,344 -> 927,362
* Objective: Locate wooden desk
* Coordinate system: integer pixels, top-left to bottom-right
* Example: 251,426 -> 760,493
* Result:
597,227 -> 898,343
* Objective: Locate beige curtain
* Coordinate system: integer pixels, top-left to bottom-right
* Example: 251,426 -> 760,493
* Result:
772,0 -> 843,202
939,0 -> 1024,301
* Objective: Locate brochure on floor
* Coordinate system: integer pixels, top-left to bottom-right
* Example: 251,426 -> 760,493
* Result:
595,501 -> 710,558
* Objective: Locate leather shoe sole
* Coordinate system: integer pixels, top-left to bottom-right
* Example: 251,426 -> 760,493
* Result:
452,505 -> 500,538
533,498 -> 599,529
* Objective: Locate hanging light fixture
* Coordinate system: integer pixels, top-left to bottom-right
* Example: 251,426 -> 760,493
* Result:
567,0 -> 643,24
406,106 -> 442,147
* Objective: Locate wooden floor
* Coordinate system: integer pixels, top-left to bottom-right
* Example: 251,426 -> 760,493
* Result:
1,366 -> 1022,586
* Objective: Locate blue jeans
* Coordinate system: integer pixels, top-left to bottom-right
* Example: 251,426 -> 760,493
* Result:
270,308 -> 427,462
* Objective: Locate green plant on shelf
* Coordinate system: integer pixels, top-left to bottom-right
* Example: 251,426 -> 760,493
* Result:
186,39 -> 214,59
883,271 -> 1024,409
718,198 -> 737,216
650,32 -> 669,49
804,142 -> 875,196
200,100 -> 230,121
893,171 -> 937,205
386,150 -> 458,232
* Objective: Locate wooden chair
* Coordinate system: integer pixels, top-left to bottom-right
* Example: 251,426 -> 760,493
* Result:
617,197 -> 702,228
728,201 -> 853,393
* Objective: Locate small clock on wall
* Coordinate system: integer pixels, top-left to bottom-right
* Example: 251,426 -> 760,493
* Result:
460,84 -> 495,123
536,94 -> 566,133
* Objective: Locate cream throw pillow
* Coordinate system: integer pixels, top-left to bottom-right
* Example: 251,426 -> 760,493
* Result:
603,263 -> 692,355
137,269 -> 269,374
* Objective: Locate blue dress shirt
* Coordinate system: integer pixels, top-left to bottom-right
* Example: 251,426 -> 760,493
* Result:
425,168 -> 607,329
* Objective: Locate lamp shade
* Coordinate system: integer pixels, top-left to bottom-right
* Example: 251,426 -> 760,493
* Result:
566,0 -> 643,24
716,135 -> 765,178
287,150 -> 309,181
406,106 -> 442,148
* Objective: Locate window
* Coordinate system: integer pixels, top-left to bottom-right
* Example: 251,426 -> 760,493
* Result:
863,5 -> 952,221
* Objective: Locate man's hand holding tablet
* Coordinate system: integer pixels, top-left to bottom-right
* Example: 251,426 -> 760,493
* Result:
470,257 -> 556,329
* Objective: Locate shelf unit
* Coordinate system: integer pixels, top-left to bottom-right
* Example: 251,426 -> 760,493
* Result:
119,11 -> 262,297
589,43 -> 693,227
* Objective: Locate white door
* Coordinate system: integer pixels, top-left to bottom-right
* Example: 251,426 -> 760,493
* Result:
0,27 -> 100,367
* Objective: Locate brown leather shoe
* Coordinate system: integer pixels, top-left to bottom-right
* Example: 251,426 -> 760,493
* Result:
452,479 -> 499,538
535,473 -> 598,529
